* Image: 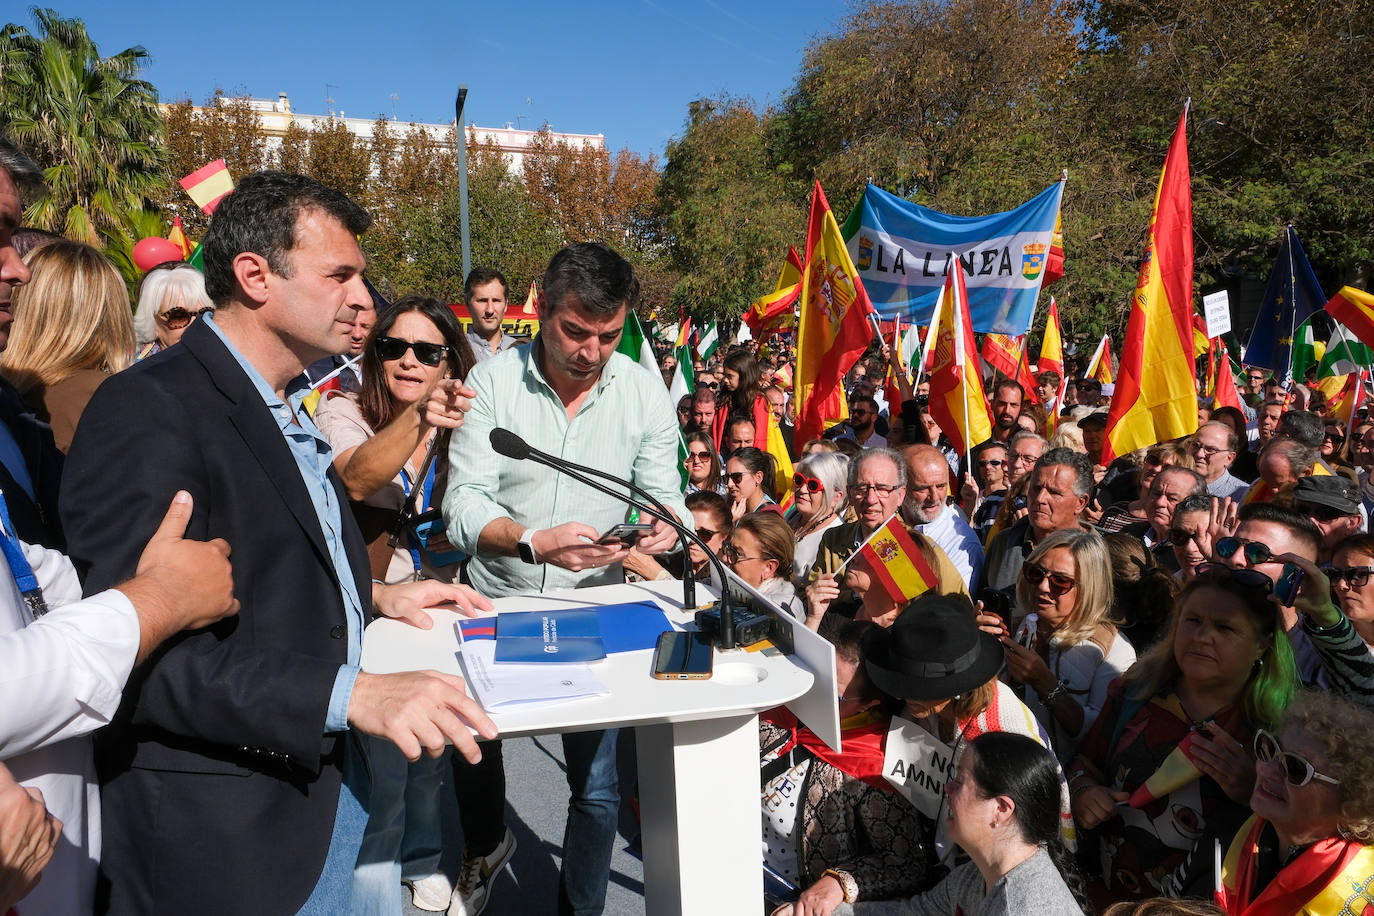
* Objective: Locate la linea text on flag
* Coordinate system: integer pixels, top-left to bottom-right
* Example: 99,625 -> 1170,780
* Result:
1102,103 -> 1197,463
745,247 -> 804,341
926,260 -> 993,455
1085,334 -> 1115,384
854,515 -> 940,604
180,159 -> 235,214
794,181 -> 876,446
1242,226 -> 1324,384
840,177 -> 1064,335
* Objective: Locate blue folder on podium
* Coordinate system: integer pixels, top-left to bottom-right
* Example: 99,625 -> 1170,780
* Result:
458,600 -> 674,663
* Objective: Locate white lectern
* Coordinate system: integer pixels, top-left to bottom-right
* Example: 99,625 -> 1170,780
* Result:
360,578 -> 834,916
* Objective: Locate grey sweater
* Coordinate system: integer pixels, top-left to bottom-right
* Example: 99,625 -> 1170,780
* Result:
834,848 -> 1081,916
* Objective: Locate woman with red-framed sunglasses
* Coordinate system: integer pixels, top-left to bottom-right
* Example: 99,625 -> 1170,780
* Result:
788,451 -> 849,583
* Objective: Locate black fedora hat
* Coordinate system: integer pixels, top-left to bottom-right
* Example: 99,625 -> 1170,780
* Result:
862,594 -> 1004,701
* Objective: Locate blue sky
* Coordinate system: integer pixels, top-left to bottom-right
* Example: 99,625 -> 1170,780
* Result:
27,1 -> 850,159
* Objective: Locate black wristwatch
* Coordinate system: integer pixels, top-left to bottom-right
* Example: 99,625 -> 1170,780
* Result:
517,527 -> 539,565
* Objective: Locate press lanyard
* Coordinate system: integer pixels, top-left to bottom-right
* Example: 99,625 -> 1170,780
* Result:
0,489 -> 47,617
399,461 -> 436,575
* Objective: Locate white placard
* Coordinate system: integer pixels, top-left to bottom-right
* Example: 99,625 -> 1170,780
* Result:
1203,290 -> 1231,339
882,716 -> 956,819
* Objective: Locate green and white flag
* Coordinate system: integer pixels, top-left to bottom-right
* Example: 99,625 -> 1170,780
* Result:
1319,321 -> 1373,377
1291,316 -> 1319,383
617,310 -> 659,377
668,343 -> 694,404
698,320 -> 720,361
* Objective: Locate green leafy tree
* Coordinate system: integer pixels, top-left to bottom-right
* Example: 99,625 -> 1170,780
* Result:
0,8 -> 165,244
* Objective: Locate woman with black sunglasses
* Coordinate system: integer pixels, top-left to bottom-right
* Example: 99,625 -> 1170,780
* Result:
1067,566 -> 1300,903
1331,533 -> 1374,657
314,295 -> 476,583
683,429 -> 725,495
1166,690 -> 1374,913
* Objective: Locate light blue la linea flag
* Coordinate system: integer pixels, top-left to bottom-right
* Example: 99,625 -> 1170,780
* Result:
841,180 -> 1065,335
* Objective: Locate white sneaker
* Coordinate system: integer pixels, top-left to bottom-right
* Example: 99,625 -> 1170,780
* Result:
448,828 -> 517,916
404,872 -> 453,912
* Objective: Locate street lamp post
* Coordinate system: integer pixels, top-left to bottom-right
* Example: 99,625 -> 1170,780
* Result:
454,84 -> 471,280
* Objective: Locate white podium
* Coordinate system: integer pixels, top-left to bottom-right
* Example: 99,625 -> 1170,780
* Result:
360,579 -> 833,916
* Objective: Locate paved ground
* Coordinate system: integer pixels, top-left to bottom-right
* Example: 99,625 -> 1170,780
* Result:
399,731 -> 647,915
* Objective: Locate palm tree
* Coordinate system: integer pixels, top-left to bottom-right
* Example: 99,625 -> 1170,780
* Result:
0,8 -> 165,244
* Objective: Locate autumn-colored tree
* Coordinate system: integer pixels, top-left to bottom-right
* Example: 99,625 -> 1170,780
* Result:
304,117 -> 371,204
275,118 -> 310,174
159,91 -> 269,236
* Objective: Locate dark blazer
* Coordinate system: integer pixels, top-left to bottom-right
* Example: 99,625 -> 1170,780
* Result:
60,320 -> 373,915
0,375 -> 64,549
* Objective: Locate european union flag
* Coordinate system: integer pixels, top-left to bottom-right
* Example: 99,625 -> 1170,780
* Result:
1242,226 -> 1325,383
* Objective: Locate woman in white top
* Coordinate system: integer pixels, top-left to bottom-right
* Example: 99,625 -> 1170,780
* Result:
789,451 -> 849,583
314,296 -> 476,584
979,528 -> 1136,765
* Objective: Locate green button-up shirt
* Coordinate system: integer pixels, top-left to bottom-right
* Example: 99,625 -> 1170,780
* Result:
444,338 -> 688,597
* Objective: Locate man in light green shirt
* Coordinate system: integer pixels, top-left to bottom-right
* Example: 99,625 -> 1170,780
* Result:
443,241 -> 685,916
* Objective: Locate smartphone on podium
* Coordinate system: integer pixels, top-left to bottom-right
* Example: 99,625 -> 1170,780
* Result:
651,630 -> 714,680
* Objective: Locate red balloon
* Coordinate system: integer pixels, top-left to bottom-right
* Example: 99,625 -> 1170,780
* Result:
133,236 -> 184,272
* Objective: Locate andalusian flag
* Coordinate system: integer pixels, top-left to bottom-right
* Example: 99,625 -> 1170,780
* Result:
668,343 -> 694,405
180,158 -> 235,214
1085,334 -> 1115,385
1291,316 -> 1321,383
617,310 -> 659,377
1102,103 -> 1197,462
1039,298 -> 1065,379
794,181 -> 875,445
926,259 -> 993,455
851,515 -> 940,604
697,320 -> 720,361
1319,322 -> 1372,377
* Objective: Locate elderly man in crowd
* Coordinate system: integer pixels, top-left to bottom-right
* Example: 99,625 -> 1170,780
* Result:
1292,476 -> 1366,565
982,447 -> 1092,590
1191,420 -> 1249,500
1251,437 -> 1319,502
1005,429 -> 1047,487
805,448 -> 908,616
1142,465 -> 1207,559
900,444 -> 982,588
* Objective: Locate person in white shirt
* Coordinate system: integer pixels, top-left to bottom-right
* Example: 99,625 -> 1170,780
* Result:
0,491 -> 237,915
901,444 -> 983,589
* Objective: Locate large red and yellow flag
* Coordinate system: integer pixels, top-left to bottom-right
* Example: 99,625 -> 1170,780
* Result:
927,259 -> 993,455
795,182 -> 875,445
1102,104 -> 1197,462
1325,287 -> 1374,349
855,515 -> 940,604
1039,298 -> 1064,379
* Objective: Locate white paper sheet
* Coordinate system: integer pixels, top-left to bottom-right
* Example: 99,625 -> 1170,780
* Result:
459,639 -> 610,710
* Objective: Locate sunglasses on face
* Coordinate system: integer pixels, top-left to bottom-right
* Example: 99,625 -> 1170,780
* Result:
684,450 -> 712,463
375,336 -> 450,366
725,471 -> 751,485
161,306 -> 213,329
721,543 -> 767,565
1215,536 -> 1275,566
1193,562 -> 1275,591
978,459 -> 1005,468
1253,729 -> 1339,787
1328,565 -> 1374,587
792,473 -> 824,493
695,526 -> 720,540
1021,562 -> 1077,594
1170,527 -> 1202,547
698,380 -> 718,390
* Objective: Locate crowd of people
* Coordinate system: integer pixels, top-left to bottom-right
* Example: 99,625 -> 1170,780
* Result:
3,132 -> 1374,916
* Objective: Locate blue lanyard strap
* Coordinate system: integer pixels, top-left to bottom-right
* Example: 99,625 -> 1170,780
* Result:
0,489 -> 47,617
399,460 -> 438,574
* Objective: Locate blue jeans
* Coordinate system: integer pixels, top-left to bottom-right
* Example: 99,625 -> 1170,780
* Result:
557,728 -> 620,916
349,734 -> 449,916
296,733 -> 369,915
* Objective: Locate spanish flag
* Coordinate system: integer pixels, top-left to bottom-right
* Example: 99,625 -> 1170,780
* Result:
927,259 -> 993,455
1129,728 -> 1206,807
1039,298 -> 1064,379
1325,287 -> 1374,350
1328,369 -> 1367,427
1043,210 -> 1065,287
180,159 -> 235,215
745,247 -> 804,341
167,216 -> 194,259
1102,103 -> 1197,463
981,333 -> 1023,380
1086,334 -> 1115,385
794,182 -> 875,445
855,515 -> 939,604
1207,338 -> 1246,412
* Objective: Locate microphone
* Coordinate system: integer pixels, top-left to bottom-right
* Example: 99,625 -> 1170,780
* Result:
490,427 -> 737,649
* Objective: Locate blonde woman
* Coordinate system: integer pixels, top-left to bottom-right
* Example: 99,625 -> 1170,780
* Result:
2,241 -> 134,451
980,527 -> 1136,764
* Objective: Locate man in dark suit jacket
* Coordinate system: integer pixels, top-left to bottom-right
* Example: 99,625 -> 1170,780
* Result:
61,172 -> 495,915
